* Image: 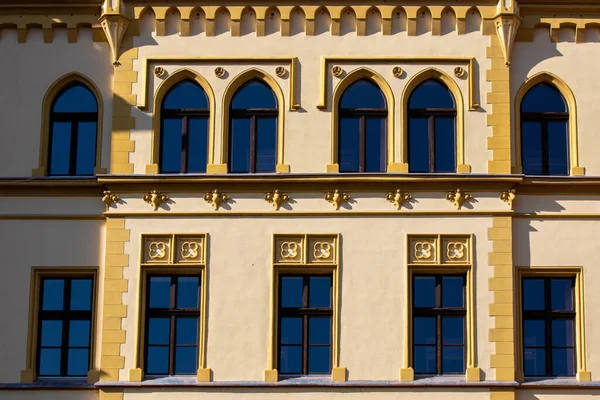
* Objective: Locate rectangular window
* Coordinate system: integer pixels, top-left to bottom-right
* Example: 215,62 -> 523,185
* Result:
522,277 -> 576,377
278,274 -> 333,376
144,274 -> 201,376
36,276 -> 94,378
412,274 -> 466,375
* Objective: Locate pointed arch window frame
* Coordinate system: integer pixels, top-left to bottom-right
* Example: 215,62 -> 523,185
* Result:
400,68 -> 470,174
146,68 -> 216,174
33,73 -> 105,177
514,72 -> 584,176
327,68 -> 395,173
207,68 -> 289,174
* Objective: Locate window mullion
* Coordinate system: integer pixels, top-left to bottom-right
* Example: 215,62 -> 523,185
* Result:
359,115 -> 366,172
69,119 -> 79,175
428,115 -> 435,173
303,314 -> 309,375
250,115 -> 257,173
61,279 -> 72,376
181,115 -> 189,173
541,120 -> 550,175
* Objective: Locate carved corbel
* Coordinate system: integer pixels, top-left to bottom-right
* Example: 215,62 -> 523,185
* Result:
494,0 -> 521,66
325,189 -> 351,210
265,190 -> 291,211
100,0 -> 130,66
204,189 -> 229,211
446,188 -> 473,210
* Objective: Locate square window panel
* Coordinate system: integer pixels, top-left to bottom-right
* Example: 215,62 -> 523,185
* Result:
39,348 -> 62,376
279,345 -> 302,374
67,348 -> 89,376
414,345 -> 436,374
175,346 -> 198,374
442,346 -> 464,374
308,346 -> 331,374
524,348 -> 546,376
309,276 -> 332,308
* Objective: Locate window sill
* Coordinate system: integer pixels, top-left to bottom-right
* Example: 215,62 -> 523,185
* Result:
0,380 -> 95,390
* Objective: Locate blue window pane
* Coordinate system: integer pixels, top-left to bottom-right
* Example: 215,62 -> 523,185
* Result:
442,317 -> 464,345
309,276 -> 332,308
232,80 -> 277,109
524,348 -> 546,376
279,345 -> 302,374
547,121 -> 569,175
339,117 -> 360,172
340,79 -> 386,109
408,117 -> 429,173
149,277 -> 171,309
163,81 -> 208,110
147,346 -> 169,375
281,277 -> 303,308
552,348 -> 575,376
161,118 -> 183,173
43,279 -> 65,311
230,117 -> 251,173
280,317 -> 302,345
67,348 -> 89,376
177,276 -> 199,309
187,117 -> 208,173
522,121 -> 543,175
522,84 -> 566,113
414,346 -> 436,374
442,346 -> 465,374
414,317 -> 436,345
148,318 -> 170,345
409,80 -> 455,109
49,122 -> 72,175
523,320 -> 545,347
75,122 -> 97,175
39,348 -> 62,376
365,117 -> 386,172
176,317 -> 198,345
552,320 -> 574,347
442,276 -> 464,308
69,320 -> 90,347
523,279 -> 545,310
41,320 -> 63,346
309,317 -> 331,345
413,276 -> 435,308
308,346 -> 331,374
53,85 -> 98,113
551,279 -> 573,311
70,279 -> 92,311
434,117 -> 456,172
175,346 -> 198,374
256,117 -> 277,172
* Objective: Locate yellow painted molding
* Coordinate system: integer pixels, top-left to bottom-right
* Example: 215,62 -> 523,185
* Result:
145,163 -> 159,174
465,366 -> 481,382
399,367 -> 414,382
264,369 -> 278,382
490,390 -> 515,400
99,389 -> 124,400
197,368 -> 212,382
128,368 -> 142,382
457,164 -> 472,173
206,163 -> 228,175
326,163 -> 340,173
514,72 -> 583,176
105,210 -> 515,218
20,369 -> 34,384
331,366 -> 347,382
577,370 -> 592,382
275,163 -> 291,173
387,163 -> 408,173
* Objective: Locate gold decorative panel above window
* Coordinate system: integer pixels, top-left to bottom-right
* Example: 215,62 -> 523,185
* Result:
408,234 -> 471,265
274,234 -> 337,265
142,234 -> 206,265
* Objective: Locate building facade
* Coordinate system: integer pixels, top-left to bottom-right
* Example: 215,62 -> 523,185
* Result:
0,0 -> 599,399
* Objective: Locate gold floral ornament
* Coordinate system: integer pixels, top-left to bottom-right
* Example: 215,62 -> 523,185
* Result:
313,242 -> 332,260
275,66 -> 286,77
414,242 -> 433,260
447,242 -> 466,260
204,189 -> 229,211
325,189 -> 351,210
265,190 -> 291,211
392,66 -> 403,78
101,190 -> 119,208
181,242 -> 200,260
143,190 -> 169,211
281,242 -> 299,259
446,188 -> 473,210
500,189 -> 516,210
154,66 -> 166,78
454,66 -> 466,78
214,67 -> 226,78
331,66 -> 344,77
149,242 -> 167,260
385,189 -> 412,210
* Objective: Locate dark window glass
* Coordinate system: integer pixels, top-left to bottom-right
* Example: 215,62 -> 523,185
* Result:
37,276 -> 94,377
338,79 -> 387,172
521,83 -> 569,176
413,274 -> 466,375
145,275 -> 201,376
407,79 -> 456,173
522,277 -> 575,377
229,80 -> 277,173
278,274 -> 333,376
48,84 -> 98,176
160,80 -> 209,173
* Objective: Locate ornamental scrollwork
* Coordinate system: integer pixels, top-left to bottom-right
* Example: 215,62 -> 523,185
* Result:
313,242 -> 332,260
385,189 -> 412,210
414,242 -> 434,260
101,190 -> 120,208
325,189 -> 351,210
275,66 -> 286,77
447,242 -> 466,260
265,190 -> 291,211
331,66 -> 343,77
149,242 -> 167,260
500,189 -> 516,210
181,242 -> 200,260
143,190 -> 169,211
204,189 -> 229,211
281,242 -> 299,259
446,188 -> 473,210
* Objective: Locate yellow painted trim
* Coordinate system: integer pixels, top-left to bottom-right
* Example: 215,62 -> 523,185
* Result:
329,67 -> 395,171
138,56 -> 299,111
401,68 -> 469,172
33,72 -> 106,177
318,56 -> 478,111
266,233 -> 345,381
106,210 -> 514,218
131,234 -> 210,381
21,267 -> 99,383
515,266 -> 590,382
514,72 -> 584,176
219,68 -> 288,172
146,68 -> 216,174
